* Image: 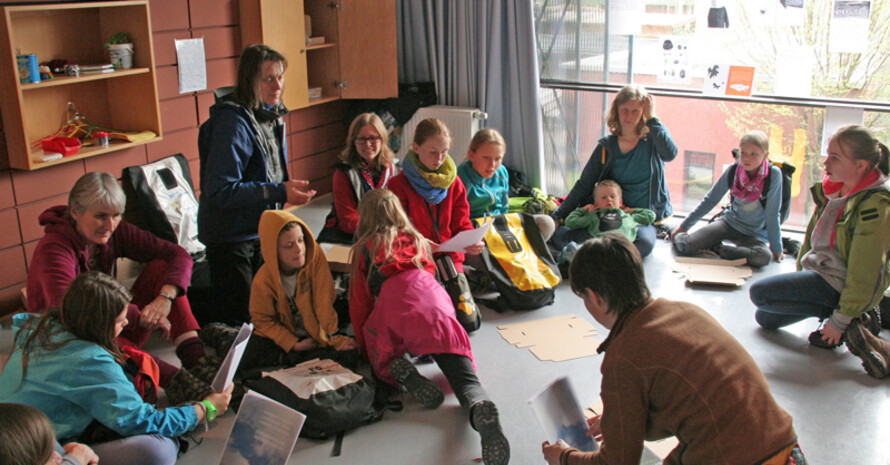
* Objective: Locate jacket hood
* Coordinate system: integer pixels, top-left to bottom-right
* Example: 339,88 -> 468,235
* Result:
258,209 -> 319,272
39,205 -> 90,251
208,93 -> 288,122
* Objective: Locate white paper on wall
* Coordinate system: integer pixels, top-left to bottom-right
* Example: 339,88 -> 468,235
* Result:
775,47 -> 813,97
657,36 -> 690,84
608,0 -> 642,36
175,38 -> 207,94
821,106 -> 864,157
829,1 -> 871,54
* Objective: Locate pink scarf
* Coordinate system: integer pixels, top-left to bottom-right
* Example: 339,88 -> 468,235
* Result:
731,159 -> 769,202
820,168 -> 881,247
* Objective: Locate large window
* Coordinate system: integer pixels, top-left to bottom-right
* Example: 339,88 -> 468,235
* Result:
535,0 -> 890,229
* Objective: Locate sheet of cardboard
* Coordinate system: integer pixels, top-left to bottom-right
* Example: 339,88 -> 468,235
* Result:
497,314 -> 599,362
322,244 -> 352,273
672,262 -> 752,286
674,256 -> 747,267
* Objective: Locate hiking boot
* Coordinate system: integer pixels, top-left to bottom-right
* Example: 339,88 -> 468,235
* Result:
165,367 -> 213,406
860,307 -> 882,337
808,329 -> 843,350
200,322 -> 239,355
470,400 -> 510,465
844,320 -> 890,379
389,357 -> 444,409
881,296 -> 890,330
189,354 -> 222,385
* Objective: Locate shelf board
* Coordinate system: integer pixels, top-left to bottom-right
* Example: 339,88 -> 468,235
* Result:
20,67 -> 151,90
307,96 -> 339,107
306,42 -> 336,51
25,135 -> 160,170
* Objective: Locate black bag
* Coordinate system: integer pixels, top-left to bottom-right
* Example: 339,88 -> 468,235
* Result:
244,359 -> 383,439
474,213 -> 561,311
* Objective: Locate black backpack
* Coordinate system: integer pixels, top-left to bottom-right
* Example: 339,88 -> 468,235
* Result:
726,149 -> 795,224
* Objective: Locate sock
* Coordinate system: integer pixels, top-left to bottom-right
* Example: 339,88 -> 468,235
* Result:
175,336 -> 206,370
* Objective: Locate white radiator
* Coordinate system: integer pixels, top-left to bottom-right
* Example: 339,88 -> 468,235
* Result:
397,105 -> 488,166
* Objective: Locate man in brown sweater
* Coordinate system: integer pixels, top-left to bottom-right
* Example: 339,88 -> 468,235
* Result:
542,234 -> 806,465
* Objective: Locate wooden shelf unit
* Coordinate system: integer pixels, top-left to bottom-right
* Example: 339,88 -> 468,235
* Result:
239,0 -> 397,111
0,1 -> 161,171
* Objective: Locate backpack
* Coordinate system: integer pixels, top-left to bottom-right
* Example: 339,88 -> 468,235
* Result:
244,358 -> 384,440
726,150 -> 795,224
473,213 -> 561,311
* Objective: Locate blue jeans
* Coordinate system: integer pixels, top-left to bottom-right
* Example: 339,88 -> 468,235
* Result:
749,271 -> 840,329
551,224 -> 656,258
90,435 -> 179,465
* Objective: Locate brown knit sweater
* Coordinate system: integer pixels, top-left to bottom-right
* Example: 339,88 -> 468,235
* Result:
566,298 -> 797,465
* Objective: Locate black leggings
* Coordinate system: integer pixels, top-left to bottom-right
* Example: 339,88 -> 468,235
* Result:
434,353 -> 489,411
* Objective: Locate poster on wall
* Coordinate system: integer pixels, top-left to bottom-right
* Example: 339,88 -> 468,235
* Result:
702,64 -> 755,97
657,36 -> 690,84
829,1 -> 871,53
609,0 -> 642,36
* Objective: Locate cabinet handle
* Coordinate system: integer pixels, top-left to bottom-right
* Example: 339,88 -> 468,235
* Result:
333,80 -> 347,89
328,1 -> 343,10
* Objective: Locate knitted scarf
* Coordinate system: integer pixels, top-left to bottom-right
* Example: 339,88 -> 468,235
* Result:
402,150 -> 456,205
731,158 -> 769,202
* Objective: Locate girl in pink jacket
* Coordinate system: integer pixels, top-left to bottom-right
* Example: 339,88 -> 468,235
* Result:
349,188 -> 508,465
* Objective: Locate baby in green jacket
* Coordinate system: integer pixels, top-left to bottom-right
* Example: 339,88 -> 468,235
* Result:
565,180 -> 655,242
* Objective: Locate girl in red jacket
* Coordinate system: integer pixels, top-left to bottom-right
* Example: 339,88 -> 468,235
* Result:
349,189 -> 508,465
387,118 -> 483,332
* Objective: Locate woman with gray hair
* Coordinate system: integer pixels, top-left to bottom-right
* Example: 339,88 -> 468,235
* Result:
26,172 -> 208,392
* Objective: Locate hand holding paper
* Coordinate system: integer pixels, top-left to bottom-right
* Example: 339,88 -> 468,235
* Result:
211,323 -> 253,392
436,222 -> 492,253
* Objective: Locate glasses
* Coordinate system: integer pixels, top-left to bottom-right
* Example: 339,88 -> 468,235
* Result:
356,136 -> 382,145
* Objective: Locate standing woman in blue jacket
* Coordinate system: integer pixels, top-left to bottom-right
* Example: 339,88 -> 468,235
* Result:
0,272 -> 232,465
550,84 -> 678,257
198,44 -> 316,325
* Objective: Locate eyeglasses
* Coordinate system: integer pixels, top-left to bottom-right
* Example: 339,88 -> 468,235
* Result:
356,136 -> 382,145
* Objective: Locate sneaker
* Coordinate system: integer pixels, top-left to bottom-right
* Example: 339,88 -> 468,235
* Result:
860,307 -> 882,337
200,322 -> 239,355
471,400 -> 510,465
844,320 -> 890,379
808,329 -> 843,350
672,233 -> 689,254
389,357 -> 444,409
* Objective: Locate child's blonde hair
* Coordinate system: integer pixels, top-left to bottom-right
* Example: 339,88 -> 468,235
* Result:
468,128 -> 506,152
594,179 -> 622,198
413,118 -> 451,146
740,130 -> 769,153
352,189 -> 430,274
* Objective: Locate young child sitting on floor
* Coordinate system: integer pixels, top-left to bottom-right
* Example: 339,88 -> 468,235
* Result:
564,180 -> 655,243
349,189 -> 509,465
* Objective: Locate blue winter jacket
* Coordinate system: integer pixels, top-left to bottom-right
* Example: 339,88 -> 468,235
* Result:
552,117 -> 678,222
0,314 -> 198,442
198,95 -> 290,243
457,160 -> 510,219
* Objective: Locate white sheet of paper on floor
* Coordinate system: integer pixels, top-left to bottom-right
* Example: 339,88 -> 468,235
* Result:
212,323 -> 253,392
218,390 -> 305,465
672,256 -> 752,286
497,314 -> 599,362
587,401 -> 679,463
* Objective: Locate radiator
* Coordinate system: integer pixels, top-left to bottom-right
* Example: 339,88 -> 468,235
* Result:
397,105 -> 488,166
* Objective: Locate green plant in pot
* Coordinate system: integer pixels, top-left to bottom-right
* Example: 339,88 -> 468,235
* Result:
106,32 -> 134,70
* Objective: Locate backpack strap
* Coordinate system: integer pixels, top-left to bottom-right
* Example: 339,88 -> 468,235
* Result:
596,145 -> 609,184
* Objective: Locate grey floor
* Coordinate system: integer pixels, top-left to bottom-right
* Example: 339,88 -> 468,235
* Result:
2,196 -> 889,465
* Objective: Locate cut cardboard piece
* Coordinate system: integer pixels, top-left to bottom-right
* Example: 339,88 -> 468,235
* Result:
322,244 -> 352,273
497,314 -> 600,362
587,401 -> 679,462
673,256 -> 752,286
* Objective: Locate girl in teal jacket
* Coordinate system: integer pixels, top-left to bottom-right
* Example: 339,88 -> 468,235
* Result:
0,272 -> 232,465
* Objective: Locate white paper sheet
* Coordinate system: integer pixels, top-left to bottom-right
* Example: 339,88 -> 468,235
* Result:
775,47 -> 813,97
175,38 -> 207,94
436,222 -> 492,253
821,106 -> 864,158
218,391 -> 305,465
829,1 -> 871,54
608,0 -> 642,36
212,323 -> 253,392
528,376 -> 598,452
657,36 -> 690,84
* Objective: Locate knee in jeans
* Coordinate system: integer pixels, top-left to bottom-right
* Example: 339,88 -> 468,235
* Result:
133,436 -> 179,465
755,310 -> 780,330
747,254 -> 771,268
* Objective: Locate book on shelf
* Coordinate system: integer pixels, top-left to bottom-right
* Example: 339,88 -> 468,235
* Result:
80,64 -> 115,74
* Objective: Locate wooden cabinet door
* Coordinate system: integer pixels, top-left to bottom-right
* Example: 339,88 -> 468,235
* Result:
240,0 -> 309,110
338,0 -> 397,99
